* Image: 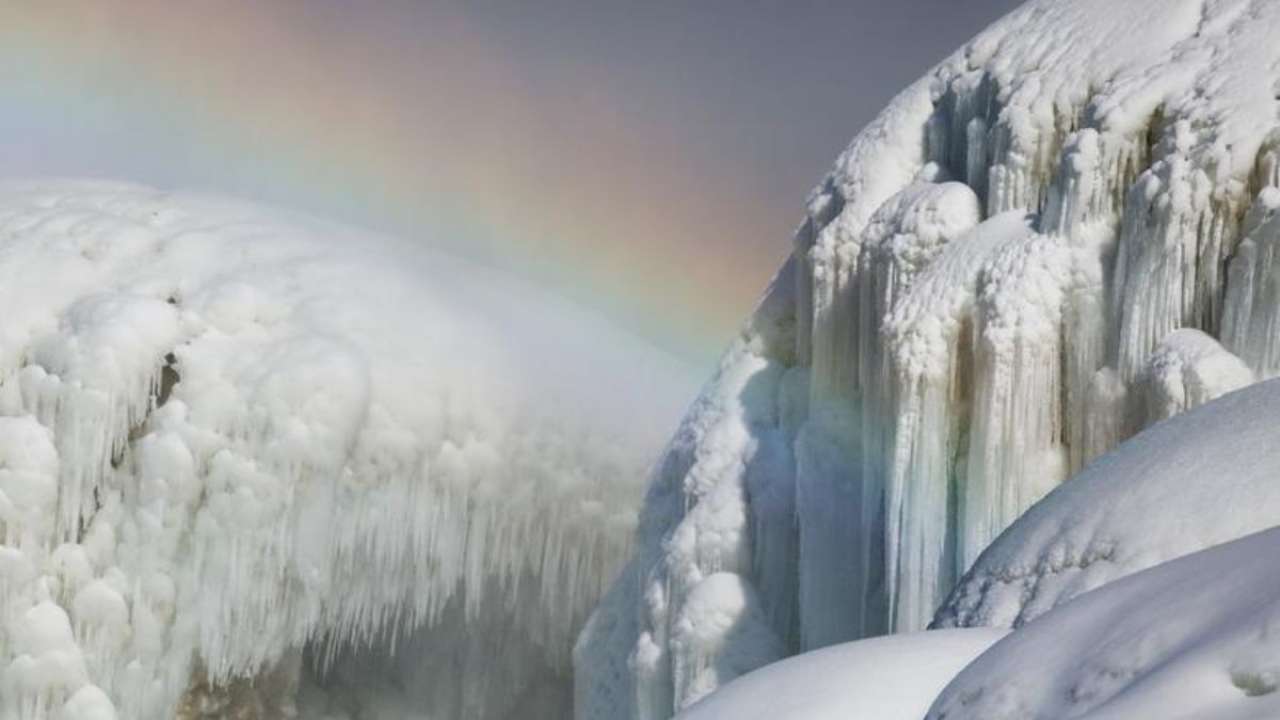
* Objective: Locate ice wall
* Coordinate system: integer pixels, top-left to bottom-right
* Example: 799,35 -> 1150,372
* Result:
577,1 -> 1280,716
0,181 -> 693,720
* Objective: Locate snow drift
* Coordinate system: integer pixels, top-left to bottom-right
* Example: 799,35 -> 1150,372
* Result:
929,526 -> 1280,720
676,628 -> 1005,720
0,180 -> 694,719
577,0 -> 1280,716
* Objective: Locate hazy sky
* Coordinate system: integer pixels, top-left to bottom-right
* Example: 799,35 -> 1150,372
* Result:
0,0 -> 1021,367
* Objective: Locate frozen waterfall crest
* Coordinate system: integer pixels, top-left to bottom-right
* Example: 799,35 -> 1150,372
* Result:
575,0 -> 1280,716
0,180 -> 695,720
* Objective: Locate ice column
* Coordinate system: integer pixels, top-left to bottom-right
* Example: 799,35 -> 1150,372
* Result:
877,211 -> 1028,632
963,234 -> 1070,570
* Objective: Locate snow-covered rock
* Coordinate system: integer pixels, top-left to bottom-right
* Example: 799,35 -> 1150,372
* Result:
928,527 -> 1280,720
0,180 -> 694,719
578,1 -> 1280,716
676,628 -> 1006,720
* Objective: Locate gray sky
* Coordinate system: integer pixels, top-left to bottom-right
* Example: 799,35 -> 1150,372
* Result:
1,0 -> 1022,365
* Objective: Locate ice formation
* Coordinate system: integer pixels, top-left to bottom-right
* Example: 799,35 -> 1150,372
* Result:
675,628 -> 1006,720
935,378 -> 1280,630
0,180 -> 694,719
577,0 -> 1280,716
929,526 -> 1280,719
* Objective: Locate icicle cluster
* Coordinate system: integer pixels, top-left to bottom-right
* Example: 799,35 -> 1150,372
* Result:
578,1 -> 1280,717
0,181 -> 688,720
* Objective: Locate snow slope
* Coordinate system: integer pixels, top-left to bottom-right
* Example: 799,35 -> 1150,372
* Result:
676,628 -> 1006,720
0,180 -> 695,719
577,0 -> 1280,716
928,527 -> 1280,720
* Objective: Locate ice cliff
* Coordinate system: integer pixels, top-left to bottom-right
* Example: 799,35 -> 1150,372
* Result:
0,181 -> 694,720
575,0 -> 1280,716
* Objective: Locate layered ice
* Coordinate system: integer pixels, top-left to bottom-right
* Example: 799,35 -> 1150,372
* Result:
0,180 -> 695,719
578,1 -> 1280,716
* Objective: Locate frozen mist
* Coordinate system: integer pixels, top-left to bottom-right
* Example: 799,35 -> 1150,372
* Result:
0,180 -> 696,719
576,0 -> 1280,717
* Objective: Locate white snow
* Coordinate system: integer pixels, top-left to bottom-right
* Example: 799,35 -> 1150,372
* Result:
579,0 -> 1280,717
1138,328 -> 1253,424
928,527 -> 1280,720
0,180 -> 695,719
677,628 -> 1005,720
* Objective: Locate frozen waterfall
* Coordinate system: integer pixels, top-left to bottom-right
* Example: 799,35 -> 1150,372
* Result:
576,0 -> 1280,717
0,181 -> 694,720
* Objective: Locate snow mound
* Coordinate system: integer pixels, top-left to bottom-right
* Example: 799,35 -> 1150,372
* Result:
677,628 -> 1006,720
1138,328 -> 1254,425
578,0 -> 1280,716
0,180 -> 693,719
929,527 -> 1280,720
936,377 -> 1280,629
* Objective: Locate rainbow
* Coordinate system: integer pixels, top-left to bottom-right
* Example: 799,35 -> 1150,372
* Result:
0,1 -> 789,366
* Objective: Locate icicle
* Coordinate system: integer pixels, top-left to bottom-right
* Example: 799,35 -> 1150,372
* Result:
1250,128 -> 1280,195
877,211 -> 1032,632
1112,121 -> 1249,380
962,234 -> 1070,571
799,180 -> 979,643
1081,368 -> 1129,465
1222,188 -> 1280,377
1042,127 -> 1134,475
984,88 -> 1082,218
800,183 -> 844,373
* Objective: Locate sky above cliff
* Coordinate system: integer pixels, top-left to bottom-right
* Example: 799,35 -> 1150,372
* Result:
0,0 -> 1020,366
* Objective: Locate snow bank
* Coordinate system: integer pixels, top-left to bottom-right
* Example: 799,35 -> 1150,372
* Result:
929,527 -> 1280,720
677,628 -> 1005,720
0,180 -> 695,719
579,1 -> 1280,716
